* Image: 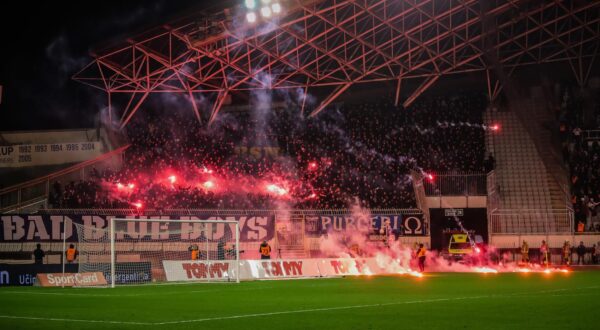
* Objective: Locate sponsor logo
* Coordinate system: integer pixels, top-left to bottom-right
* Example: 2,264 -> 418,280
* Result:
104,271 -> 151,284
182,262 -> 230,279
0,270 -> 9,285
403,216 -> 423,235
445,209 -> 464,217
261,261 -> 303,277
36,272 -> 107,287
329,260 -> 367,275
19,274 -> 36,285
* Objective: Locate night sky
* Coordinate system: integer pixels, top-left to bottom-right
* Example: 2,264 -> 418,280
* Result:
0,0 -> 225,131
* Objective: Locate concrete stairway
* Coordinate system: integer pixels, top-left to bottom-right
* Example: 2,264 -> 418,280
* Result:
485,110 -> 554,209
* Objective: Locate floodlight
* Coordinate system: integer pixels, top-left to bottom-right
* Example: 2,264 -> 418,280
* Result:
246,11 -> 257,23
261,6 -> 272,17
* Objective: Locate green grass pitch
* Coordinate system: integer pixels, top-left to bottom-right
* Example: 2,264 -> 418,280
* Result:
1,271 -> 599,329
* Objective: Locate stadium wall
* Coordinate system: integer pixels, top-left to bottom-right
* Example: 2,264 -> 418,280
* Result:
490,234 -> 600,249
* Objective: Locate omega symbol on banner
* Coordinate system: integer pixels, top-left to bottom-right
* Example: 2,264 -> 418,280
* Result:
403,216 -> 423,235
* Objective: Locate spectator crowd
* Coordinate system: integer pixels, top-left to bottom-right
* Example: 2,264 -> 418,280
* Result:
559,86 -> 600,231
48,92 -> 487,210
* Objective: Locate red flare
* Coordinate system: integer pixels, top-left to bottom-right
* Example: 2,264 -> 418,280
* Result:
266,184 -> 287,196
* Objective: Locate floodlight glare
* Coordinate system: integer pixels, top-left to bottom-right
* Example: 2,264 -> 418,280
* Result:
261,0 -> 271,4
261,6 -> 272,17
246,11 -> 257,23
272,3 -> 282,14
245,0 -> 256,9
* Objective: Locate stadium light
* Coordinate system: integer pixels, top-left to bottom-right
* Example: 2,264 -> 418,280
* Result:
261,6 -> 272,17
246,11 -> 257,23
245,0 -> 283,23
272,2 -> 281,13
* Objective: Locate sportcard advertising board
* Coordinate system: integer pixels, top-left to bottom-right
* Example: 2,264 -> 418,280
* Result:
35,272 -> 107,287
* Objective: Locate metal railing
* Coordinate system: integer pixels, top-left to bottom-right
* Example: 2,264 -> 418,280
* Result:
424,173 -> 488,196
582,129 -> 600,140
486,171 -> 499,211
0,145 -> 129,213
35,208 -> 424,216
489,209 -> 573,234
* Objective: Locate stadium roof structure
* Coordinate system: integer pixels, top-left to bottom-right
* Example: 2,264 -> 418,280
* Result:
74,0 -> 600,129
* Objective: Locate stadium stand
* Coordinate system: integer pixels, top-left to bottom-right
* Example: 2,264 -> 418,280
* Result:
559,86 -> 600,231
41,92 -> 486,210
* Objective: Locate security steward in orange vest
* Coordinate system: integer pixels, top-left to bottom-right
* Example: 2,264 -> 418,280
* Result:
562,241 -> 571,265
521,241 -> 529,263
65,244 -> 78,263
540,240 -> 549,266
259,241 -> 271,260
189,244 -> 200,260
417,244 -> 427,272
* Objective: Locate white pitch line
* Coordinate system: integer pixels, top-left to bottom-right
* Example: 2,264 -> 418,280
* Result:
0,285 -> 277,298
0,280 -> 343,298
0,315 -> 153,325
1,286 -> 598,326
154,296 -> 473,325
0,291 -> 117,297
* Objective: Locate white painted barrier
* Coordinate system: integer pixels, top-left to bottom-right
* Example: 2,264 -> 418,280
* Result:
162,258 -> 408,282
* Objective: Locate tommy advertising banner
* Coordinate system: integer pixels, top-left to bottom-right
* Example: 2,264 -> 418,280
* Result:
162,260 -> 239,282
162,258 -> 407,281
304,214 -> 426,237
0,215 -> 275,243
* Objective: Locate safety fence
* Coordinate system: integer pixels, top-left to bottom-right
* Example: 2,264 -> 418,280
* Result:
34,208 -> 424,216
489,209 -> 573,234
423,173 -> 487,196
